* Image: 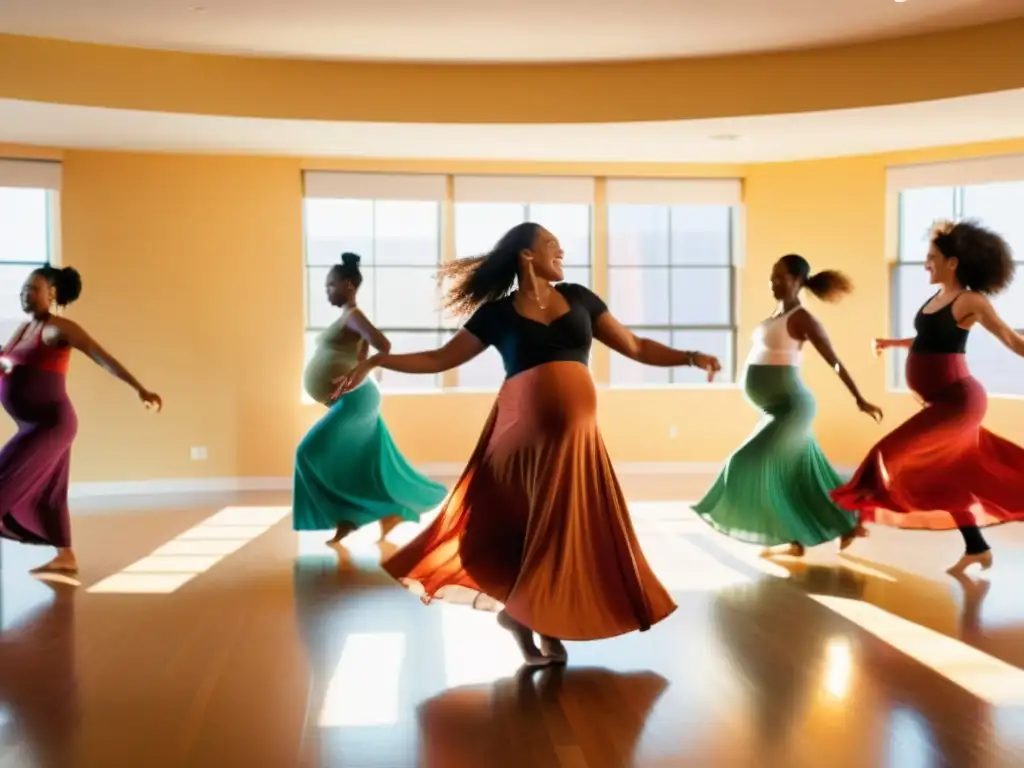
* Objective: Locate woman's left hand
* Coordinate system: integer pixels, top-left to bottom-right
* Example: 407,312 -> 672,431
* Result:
331,359 -> 376,402
856,398 -> 883,423
692,352 -> 722,382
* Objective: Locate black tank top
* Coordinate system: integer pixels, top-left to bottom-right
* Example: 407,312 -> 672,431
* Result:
911,293 -> 969,354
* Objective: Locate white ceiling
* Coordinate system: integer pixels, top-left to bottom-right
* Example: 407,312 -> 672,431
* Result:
1,0 -> 1021,62
2,90 -> 1024,163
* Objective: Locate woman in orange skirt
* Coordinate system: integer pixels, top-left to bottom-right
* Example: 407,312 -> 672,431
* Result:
832,220 -> 1024,575
333,222 -> 721,665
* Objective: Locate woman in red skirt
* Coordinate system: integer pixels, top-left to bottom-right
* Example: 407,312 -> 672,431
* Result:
832,220 -> 1024,575
333,222 -> 721,665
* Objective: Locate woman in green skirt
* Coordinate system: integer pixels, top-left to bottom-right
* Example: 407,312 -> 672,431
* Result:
692,254 -> 883,557
293,253 -> 449,544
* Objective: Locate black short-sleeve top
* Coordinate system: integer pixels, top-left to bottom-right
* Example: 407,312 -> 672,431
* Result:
462,283 -> 609,380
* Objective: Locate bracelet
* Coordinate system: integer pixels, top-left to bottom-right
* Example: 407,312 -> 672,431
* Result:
685,351 -> 696,366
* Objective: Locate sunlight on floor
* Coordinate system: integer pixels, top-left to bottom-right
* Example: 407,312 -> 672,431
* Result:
88,507 -> 291,594
441,604 -> 524,688
319,632 -> 405,727
836,557 -> 898,583
811,595 -> 1024,705
822,636 -> 853,700
644,535 -> 755,591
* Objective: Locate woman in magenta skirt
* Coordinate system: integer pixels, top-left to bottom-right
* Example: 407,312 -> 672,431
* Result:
0,265 -> 162,573
832,220 -> 1024,575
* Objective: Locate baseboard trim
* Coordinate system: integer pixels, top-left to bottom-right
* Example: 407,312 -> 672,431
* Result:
68,461 -> 857,500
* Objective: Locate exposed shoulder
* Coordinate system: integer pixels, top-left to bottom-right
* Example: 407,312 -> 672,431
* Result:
43,315 -> 81,345
787,306 -> 823,339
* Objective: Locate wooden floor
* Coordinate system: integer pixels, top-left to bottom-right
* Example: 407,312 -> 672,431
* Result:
2,475 -> 1024,767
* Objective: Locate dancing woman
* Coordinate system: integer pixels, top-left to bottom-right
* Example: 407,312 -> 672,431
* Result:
0,265 -> 162,573
693,255 -> 882,557
832,220 -> 1024,575
333,222 -> 722,666
293,253 -> 448,544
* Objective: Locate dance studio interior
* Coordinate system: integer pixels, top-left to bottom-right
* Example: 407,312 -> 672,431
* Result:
3,3 -> 1024,766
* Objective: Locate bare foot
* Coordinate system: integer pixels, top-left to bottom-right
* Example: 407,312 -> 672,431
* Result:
838,524 -> 869,552
31,551 -> 79,575
760,542 -> 805,558
326,523 -> 357,545
378,515 -> 404,542
539,635 -> 568,664
947,549 -> 993,576
497,610 -> 550,667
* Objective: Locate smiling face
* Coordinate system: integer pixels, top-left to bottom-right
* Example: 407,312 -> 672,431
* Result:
924,242 -> 958,286
522,227 -> 565,282
769,259 -> 800,301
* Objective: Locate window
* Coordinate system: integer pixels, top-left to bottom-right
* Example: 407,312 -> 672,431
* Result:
605,178 -> 741,387
0,160 -> 61,345
451,176 -> 595,389
892,180 -> 1024,395
302,173 -> 447,394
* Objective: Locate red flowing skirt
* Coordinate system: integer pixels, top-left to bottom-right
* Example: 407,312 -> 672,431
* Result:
831,353 -> 1024,529
382,361 -> 676,641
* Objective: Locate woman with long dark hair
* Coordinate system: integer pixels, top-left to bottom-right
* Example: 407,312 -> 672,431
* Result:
332,222 -> 722,665
293,253 -> 448,544
832,220 -> 1024,575
0,265 -> 161,573
694,254 -> 882,557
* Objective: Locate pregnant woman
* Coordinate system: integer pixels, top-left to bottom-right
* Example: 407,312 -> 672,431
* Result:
832,220 -> 1024,575
0,265 -> 161,573
333,222 -> 721,665
693,254 -> 882,557
293,253 -> 448,545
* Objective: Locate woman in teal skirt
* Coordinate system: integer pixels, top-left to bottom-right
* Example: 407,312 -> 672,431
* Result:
293,253 -> 448,544
692,254 -> 883,556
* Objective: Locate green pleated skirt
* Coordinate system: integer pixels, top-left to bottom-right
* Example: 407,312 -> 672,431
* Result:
692,364 -> 857,547
292,380 -> 449,531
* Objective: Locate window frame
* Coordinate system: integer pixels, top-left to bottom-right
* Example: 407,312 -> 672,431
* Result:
605,203 -> 739,388
891,183 -> 1024,394
0,186 -> 60,344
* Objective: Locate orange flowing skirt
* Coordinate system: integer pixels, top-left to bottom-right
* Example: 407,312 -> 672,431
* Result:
382,361 -> 676,641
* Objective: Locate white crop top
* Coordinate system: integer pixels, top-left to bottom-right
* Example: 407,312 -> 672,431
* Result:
745,306 -> 803,366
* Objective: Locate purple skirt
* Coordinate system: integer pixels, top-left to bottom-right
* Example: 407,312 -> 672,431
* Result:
0,365 -> 77,548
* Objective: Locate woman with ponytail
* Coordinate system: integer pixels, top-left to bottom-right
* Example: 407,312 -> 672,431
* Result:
0,265 -> 161,573
332,222 -> 721,665
833,220 -> 1024,575
693,254 -> 883,557
292,253 -> 448,544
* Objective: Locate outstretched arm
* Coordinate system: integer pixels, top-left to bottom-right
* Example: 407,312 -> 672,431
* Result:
49,318 -> 161,408
793,310 -> 882,421
593,312 -> 719,373
364,330 -> 485,376
875,337 -> 915,350
960,293 -> 1024,357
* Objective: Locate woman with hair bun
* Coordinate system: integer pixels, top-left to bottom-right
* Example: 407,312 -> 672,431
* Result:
0,265 -> 162,573
833,220 -> 1024,575
292,253 -> 448,545
332,222 -> 722,665
694,254 -> 883,557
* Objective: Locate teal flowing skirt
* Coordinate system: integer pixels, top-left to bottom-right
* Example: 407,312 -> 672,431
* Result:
292,380 -> 449,531
692,364 -> 857,547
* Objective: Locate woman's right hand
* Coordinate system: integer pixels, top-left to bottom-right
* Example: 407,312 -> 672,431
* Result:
871,338 -> 889,357
692,352 -> 722,382
331,359 -> 377,401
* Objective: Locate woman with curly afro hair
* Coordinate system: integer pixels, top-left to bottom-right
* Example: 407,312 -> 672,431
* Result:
832,220 -> 1024,575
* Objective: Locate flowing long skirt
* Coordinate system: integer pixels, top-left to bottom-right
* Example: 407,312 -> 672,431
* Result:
382,361 -> 676,641
0,366 -> 77,548
292,379 -> 448,531
831,352 -> 1024,529
692,364 -> 857,546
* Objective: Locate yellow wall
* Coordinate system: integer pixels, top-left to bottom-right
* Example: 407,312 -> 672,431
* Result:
5,139 -> 1024,483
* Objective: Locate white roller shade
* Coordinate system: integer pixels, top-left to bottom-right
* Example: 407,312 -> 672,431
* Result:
605,178 -> 741,206
453,175 -> 595,204
0,159 -> 61,190
887,154 -> 1024,192
303,171 -> 447,201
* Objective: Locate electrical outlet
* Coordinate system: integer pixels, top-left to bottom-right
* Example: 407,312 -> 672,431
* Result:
190,446 -> 208,461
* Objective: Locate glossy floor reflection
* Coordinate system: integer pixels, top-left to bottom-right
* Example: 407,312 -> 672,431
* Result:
1,485 -> 1023,766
